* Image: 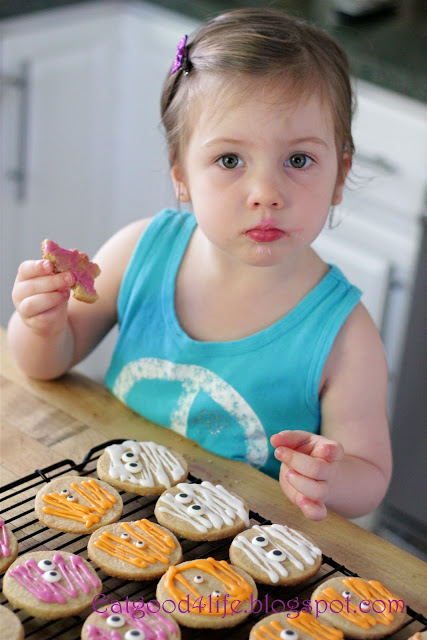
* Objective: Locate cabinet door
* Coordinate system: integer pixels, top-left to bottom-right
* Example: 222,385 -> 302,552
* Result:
1,11 -> 119,326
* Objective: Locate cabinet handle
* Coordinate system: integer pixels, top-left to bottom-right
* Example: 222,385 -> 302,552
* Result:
1,63 -> 29,201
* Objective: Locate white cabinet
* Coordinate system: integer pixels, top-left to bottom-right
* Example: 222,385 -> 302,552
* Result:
0,2 -> 198,377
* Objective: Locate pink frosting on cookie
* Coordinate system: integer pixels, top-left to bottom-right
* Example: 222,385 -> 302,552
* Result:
41,239 -> 100,298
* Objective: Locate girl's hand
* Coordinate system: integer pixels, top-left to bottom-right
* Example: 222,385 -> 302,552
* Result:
12,259 -> 75,337
270,430 -> 344,521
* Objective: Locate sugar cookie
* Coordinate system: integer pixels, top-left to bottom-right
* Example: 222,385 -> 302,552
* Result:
3,550 -> 102,619
156,557 -> 257,628
249,610 -> 344,640
35,475 -> 123,534
41,239 -> 101,303
310,576 -> 406,639
0,604 -> 24,640
229,523 -> 322,586
88,518 -> 182,580
0,518 -> 19,573
82,600 -> 181,639
97,440 -> 188,496
154,481 -> 250,541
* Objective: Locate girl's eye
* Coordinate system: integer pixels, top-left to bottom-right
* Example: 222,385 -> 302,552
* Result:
286,154 -> 312,169
218,154 -> 242,169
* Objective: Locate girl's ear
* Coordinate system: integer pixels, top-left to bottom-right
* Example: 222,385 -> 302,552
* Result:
332,153 -> 352,205
171,165 -> 191,202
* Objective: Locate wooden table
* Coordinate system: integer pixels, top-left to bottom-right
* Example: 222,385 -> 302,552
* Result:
1,327 -> 426,636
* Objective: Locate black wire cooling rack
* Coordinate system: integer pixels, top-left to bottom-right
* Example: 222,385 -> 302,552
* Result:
1,439 -> 426,640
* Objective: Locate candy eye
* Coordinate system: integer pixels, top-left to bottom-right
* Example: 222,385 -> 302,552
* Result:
120,532 -> 130,539
252,535 -> 268,547
122,451 -> 138,463
212,590 -> 221,598
66,495 -> 77,502
187,504 -> 204,515
60,489 -> 69,496
125,461 -> 143,473
43,570 -> 61,583
135,540 -> 145,548
342,590 -> 352,598
267,549 -> 286,561
360,602 -> 370,612
281,631 -> 298,640
107,615 -> 126,628
38,559 -> 56,571
176,493 -> 191,504
125,631 -> 145,640
193,575 -> 204,584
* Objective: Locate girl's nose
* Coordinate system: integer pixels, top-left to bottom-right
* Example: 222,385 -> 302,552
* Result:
246,171 -> 285,210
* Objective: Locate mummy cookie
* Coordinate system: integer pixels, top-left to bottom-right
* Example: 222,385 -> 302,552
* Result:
0,518 -> 19,573
41,238 -> 101,303
311,577 -> 406,639
35,475 -> 123,534
97,440 -> 188,496
229,523 -> 322,586
154,481 -> 250,541
0,605 -> 24,640
156,557 -> 257,628
88,518 -> 182,580
82,600 -> 181,639
250,611 -> 344,640
3,550 -> 102,619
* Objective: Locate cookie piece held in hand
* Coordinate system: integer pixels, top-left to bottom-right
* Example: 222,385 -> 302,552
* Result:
229,523 -> 322,586
35,475 -> 123,534
3,550 -> 102,620
311,576 -> 406,639
41,239 -> 100,303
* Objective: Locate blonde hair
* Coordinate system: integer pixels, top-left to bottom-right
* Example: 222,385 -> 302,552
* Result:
161,8 -> 355,180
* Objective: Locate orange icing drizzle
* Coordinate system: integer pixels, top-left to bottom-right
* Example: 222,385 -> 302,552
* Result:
320,578 -> 404,630
253,613 -> 344,640
164,557 -> 253,617
42,479 -> 117,528
94,519 -> 176,567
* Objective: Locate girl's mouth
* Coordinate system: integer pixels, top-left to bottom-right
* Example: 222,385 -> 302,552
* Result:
245,227 -> 286,243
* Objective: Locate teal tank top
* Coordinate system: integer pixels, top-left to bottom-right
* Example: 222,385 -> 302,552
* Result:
106,209 -> 362,479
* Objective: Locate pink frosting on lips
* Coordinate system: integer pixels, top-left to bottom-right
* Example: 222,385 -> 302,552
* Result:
41,239 -> 100,298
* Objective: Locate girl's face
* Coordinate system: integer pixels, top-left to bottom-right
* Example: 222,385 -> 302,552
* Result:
172,79 -> 350,271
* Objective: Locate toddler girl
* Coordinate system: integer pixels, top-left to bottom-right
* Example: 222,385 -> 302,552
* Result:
8,8 -> 392,521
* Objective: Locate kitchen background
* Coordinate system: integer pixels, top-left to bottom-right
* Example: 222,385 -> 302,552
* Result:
1,0 -> 426,558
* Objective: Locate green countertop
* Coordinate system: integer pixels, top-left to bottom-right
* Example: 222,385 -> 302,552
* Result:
1,0 -> 426,103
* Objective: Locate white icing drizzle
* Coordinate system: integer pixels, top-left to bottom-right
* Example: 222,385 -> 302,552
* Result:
105,440 -> 185,488
157,481 -> 249,533
231,524 -> 321,583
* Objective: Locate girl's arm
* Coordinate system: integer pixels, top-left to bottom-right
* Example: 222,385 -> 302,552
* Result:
271,303 -> 392,520
7,218 -> 151,380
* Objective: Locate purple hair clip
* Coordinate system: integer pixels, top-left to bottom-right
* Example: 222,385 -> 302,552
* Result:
171,34 -> 189,75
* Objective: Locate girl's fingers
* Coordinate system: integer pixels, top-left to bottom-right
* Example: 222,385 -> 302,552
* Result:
271,432 -> 344,463
278,466 -> 327,521
271,430 -> 313,452
16,259 -> 53,281
14,271 -> 74,306
274,446 -> 331,481
19,289 -> 70,320
297,497 -> 327,521
284,468 -> 329,502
